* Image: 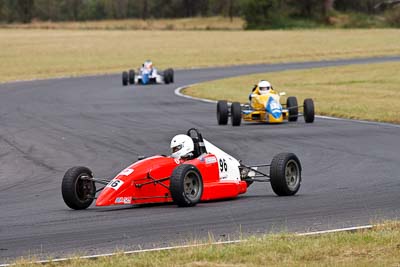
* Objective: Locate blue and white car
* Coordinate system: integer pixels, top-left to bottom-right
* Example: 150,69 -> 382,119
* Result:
122,60 -> 174,86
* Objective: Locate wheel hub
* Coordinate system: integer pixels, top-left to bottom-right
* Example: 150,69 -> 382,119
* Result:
285,160 -> 300,191
184,171 -> 200,200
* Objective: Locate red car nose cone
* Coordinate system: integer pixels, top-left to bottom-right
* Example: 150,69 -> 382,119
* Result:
95,187 -> 117,206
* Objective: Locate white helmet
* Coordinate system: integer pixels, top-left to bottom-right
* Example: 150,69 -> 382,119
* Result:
258,80 -> 271,95
170,134 -> 194,159
144,60 -> 153,69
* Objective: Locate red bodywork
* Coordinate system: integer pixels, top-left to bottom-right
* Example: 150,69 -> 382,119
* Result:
96,154 -> 247,207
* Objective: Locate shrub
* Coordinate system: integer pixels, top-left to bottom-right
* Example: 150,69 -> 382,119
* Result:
242,0 -> 282,29
385,7 -> 400,27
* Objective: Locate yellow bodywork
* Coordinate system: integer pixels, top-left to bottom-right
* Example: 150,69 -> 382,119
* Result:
243,87 -> 288,123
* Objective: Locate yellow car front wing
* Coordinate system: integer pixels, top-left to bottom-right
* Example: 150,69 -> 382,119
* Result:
242,110 -> 289,123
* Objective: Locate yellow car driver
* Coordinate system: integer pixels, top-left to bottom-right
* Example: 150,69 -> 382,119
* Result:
249,80 -> 278,110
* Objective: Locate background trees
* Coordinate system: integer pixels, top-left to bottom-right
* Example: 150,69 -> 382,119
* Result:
0,0 -> 398,27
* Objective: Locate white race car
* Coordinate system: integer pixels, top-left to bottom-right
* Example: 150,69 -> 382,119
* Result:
122,60 -> 174,86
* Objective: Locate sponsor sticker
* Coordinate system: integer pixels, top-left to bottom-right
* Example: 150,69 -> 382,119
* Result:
119,168 -> 134,176
107,179 -> 124,190
220,173 -> 228,180
205,156 -> 217,164
115,197 -> 132,204
174,158 -> 180,164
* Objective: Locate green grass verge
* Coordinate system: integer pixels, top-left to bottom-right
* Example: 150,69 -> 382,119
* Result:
1,29 -> 400,83
183,62 -> 400,124
11,221 -> 400,266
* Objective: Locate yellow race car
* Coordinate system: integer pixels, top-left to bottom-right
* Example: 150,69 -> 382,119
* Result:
216,85 -> 314,126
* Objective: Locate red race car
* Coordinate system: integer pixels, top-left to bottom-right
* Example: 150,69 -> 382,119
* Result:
61,129 -> 302,210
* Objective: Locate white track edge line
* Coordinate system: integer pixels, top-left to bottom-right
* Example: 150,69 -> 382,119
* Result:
297,225 -> 373,236
174,83 -> 218,104
174,85 -> 400,128
0,224 -> 374,267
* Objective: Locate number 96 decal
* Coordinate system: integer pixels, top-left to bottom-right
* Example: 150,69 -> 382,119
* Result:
219,158 -> 228,172
106,179 -> 124,190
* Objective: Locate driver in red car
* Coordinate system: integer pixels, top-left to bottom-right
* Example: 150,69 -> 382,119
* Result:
170,134 -> 195,160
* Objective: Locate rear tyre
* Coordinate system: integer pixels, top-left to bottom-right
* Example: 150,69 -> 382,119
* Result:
128,69 -> 135,84
166,68 -> 174,83
217,100 -> 229,125
61,166 -> 96,210
164,69 -> 171,84
122,71 -> 128,86
270,153 -> 301,196
303,98 -> 315,123
231,102 -> 242,126
287,96 -> 298,122
170,164 -> 203,207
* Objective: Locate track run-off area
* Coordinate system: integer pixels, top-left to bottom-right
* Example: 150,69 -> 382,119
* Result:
0,56 -> 399,263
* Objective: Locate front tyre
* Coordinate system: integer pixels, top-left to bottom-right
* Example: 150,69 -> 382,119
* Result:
61,166 -> 96,210
217,100 -> 229,125
128,69 -> 135,84
303,98 -> 315,123
270,153 -> 301,196
170,164 -> 203,207
287,96 -> 298,122
122,71 -> 128,86
231,102 -> 242,126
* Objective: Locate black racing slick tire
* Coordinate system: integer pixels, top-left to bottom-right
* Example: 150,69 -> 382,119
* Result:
231,102 -> 242,126
170,68 -> 174,83
166,68 -> 174,83
164,74 -> 170,84
217,100 -> 229,125
164,69 -> 172,84
303,98 -> 315,123
287,96 -> 298,122
128,69 -> 135,84
122,71 -> 128,86
61,166 -> 96,210
270,153 -> 301,196
170,164 -> 203,207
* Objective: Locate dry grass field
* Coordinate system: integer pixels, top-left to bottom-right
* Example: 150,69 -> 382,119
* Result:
1,29 -> 400,82
0,17 -> 245,31
184,62 -> 400,124
12,221 -> 400,267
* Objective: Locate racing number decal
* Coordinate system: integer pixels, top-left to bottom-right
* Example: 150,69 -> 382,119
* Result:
111,180 -> 121,187
270,100 -> 280,110
107,179 -> 124,190
219,158 -> 228,172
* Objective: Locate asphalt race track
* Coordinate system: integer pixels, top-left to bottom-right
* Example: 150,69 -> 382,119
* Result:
1,56 -> 400,263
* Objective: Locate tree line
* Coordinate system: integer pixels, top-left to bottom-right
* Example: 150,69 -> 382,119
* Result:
0,0 -> 239,22
0,0 -> 399,27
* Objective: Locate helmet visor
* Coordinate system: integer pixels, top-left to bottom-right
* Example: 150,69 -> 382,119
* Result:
259,86 -> 270,91
172,144 -> 182,153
